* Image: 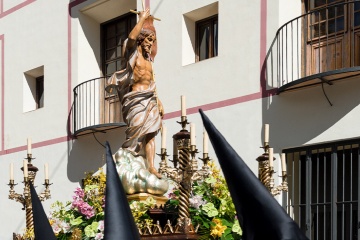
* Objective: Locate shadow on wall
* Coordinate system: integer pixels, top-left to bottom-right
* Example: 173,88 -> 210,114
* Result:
67,128 -> 126,182
262,77 -> 360,150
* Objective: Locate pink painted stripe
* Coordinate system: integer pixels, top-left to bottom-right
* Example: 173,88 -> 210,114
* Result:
0,34 -> 4,151
0,136 -> 69,155
69,0 -> 87,9
260,0 -> 267,94
164,92 -> 262,120
68,15 -> 72,115
145,0 -> 150,9
0,0 -> 35,19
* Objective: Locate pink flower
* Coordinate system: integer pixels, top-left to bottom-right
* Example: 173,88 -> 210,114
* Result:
95,232 -> 104,240
72,199 -> 95,219
73,187 -> 85,200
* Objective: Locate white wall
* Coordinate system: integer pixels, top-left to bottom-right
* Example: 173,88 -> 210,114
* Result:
0,0 -> 360,238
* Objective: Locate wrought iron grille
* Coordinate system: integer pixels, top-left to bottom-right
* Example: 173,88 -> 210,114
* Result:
72,77 -> 125,136
284,138 -> 360,239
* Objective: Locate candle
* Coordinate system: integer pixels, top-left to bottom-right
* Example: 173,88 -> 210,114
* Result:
190,123 -> 195,145
173,139 -> 178,155
27,138 -> 32,155
181,95 -> 186,117
269,148 -> 273,167
281,153 -> 287,172
23,160 -> 28,178
161,126 -> 167,149
203,129 -> 209,153
264,124 -> 269,143
45,163 -> 49,180
10,163 -> 14,180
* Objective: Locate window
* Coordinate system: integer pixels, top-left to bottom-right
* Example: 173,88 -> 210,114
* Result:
196,15 -> 218,62
285,139 -> 360,239
100,14 -> 135,124
304,0 -> 360,74
182,2 -> 218,66
23,66 -> 44,112
36,76 -> 44,109
101,13 -> 136,78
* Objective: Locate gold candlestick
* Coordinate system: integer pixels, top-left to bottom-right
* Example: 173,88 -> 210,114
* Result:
9,153 -> 52,238
158,115 -> 211,235
256,146 -> 288,196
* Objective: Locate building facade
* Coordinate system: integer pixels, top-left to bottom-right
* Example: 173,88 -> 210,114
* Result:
0,0 -> 359,239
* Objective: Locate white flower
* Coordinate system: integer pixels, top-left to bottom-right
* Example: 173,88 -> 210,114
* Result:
61,222 -> 71,233
98,220 -> 104,232
95,232 -> 104,240
189,195 -> 207,209
52,224 -> 62,234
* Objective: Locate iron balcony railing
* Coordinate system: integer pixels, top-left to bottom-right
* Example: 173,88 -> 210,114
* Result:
265,1 -> 360,93
72,77 -> 125,136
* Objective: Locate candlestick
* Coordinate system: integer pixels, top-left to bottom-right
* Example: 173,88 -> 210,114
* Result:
268,148 -> 273,167
173,139 -> 178,155
264,124 -> 269,143
161,126 -> 167,149
190,123 -> 195,145
181,95 -> 186,117
27,138 -> 32,155
45,163 -> 49,180
10,163 -> 14,180
23,160 -> 28,178
281,153 -> 287,172
203,129 -> 208,154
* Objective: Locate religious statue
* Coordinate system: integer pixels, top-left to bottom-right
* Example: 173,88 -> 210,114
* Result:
106,9 -> 168,196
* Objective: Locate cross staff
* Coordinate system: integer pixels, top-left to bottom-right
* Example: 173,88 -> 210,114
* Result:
129,9 -> 161,21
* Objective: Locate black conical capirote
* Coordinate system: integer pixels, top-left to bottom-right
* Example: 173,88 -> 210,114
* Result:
104,141 -> 140,240
199,109 -> 308,240
29,182 -> 57,240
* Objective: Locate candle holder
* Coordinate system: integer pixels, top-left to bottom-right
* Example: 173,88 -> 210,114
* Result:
9,154 -> 52,239
176,116 -> 189,130
256,145 -> 288,196
157,117 -> 211,236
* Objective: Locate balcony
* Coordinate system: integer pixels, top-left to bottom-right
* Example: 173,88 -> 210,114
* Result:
265,1 -> 360,94
72,77 -> 126,137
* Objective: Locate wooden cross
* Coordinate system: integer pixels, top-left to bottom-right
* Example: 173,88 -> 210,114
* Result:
130,0 -> 161,21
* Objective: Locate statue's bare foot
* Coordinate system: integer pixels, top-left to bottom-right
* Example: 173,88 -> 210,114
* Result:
148,167 -> 162,179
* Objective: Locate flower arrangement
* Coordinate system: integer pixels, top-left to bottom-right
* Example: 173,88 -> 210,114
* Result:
49,170 -> 155,240
166,161 -> 242,240
49,161 -> 241,240
49,171 -> 106,240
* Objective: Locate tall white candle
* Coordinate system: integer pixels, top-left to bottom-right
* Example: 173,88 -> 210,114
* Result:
190,123 -> 196,145
264,124 -> 269,143
181,95 -> 186,117
27,138 -> 32,155
45,163 -> 49,180
203,129 -> 209,153
269,148 -> 273,167
23,160 -> 28,178
10,163 -> 14,180
161,126 -> 167,149
281,153 -> 287,172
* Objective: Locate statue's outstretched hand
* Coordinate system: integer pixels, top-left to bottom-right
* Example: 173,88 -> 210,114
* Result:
139,8 -> 150,20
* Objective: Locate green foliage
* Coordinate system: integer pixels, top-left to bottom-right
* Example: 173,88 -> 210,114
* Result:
165,161 -> 242,240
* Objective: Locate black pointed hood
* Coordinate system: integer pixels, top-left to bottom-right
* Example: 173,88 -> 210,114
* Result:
199,109 -> 308,240
104,141 -> 140,239
29,182 -> 56,240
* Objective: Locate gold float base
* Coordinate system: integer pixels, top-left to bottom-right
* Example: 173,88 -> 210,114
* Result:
127,193 -> 168,207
